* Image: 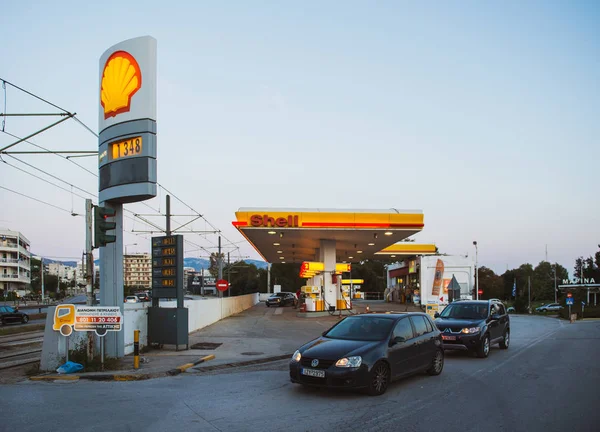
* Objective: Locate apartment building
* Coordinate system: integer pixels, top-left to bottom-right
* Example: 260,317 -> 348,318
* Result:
123,253 -> 152,289
48,262 -> 76,281
0,229 -> 31,294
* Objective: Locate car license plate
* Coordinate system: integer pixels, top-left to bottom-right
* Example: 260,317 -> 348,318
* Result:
301,368 -> 325,378
442,335 -> 456,341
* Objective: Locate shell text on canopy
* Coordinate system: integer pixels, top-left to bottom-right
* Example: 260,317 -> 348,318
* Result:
100,51 -> 142,119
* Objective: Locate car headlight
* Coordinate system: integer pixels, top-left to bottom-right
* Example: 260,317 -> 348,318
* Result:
461,327 -> 481,334
335,356 -> 362,368
291,350 -> 301,362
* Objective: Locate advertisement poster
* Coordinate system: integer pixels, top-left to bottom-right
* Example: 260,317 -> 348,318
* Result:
431,259 -> 445,296
409,260 -> 417,274
443,278 -> 451,293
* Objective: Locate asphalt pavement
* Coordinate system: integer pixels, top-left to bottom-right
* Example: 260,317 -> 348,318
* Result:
1,311 -> 599,432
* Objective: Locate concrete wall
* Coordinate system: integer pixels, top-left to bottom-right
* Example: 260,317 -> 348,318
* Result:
40,293 -> 260,369
121,293 -> 259,355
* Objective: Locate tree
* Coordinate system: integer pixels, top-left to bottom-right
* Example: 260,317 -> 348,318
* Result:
209,252 -> 225,278
348,260 -> 387,293
222,261 -> 261,296
476,266 -> 503,300
270,263 -> 304,292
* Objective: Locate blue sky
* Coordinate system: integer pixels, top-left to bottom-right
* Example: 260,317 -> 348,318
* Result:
1,1 -> 598,274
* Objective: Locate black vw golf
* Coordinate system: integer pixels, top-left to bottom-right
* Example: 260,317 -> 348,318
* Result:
289,313 -> 443,396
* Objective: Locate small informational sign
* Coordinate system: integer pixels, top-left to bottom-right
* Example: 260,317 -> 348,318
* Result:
566,297 -> 574,306
53,304 -> 122,337
426,302 -> 439,319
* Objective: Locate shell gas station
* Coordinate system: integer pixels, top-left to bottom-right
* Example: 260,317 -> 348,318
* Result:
232,208 -> 456,314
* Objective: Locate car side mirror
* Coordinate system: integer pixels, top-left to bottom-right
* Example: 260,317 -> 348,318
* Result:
434,312 -> 440,318
389,336 -> 405,347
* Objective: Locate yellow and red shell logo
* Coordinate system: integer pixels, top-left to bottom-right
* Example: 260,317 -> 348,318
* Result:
100,51 -> 142,119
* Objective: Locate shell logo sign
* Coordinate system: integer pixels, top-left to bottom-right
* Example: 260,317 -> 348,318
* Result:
100,50 -> 142,119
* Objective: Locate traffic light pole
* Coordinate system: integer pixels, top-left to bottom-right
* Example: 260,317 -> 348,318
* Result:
85,199 -> 94,362
99,202 -> 124,358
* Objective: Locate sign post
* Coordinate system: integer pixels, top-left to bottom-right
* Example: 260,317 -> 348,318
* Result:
97,36 -> 158,359
53,304 -> 123,365
149,235 -> 188,350
566,295 -> 574,322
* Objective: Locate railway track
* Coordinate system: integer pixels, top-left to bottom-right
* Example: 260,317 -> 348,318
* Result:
0,332 -> 43,370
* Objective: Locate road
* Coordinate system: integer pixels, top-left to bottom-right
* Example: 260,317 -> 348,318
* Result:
1,315 -> 599,432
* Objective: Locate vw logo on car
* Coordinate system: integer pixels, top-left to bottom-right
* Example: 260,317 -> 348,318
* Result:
311,359 -> 319,367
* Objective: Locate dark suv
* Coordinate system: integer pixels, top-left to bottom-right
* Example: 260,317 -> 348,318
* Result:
434,299 -> 510,358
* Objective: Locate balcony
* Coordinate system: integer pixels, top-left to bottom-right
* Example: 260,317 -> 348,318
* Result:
0,258 -> 19,265
0,273 -> 30,283
0,243 -> 18,252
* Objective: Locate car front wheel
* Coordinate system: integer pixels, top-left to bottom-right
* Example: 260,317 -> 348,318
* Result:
21,315 -> 29,324
476,334 -> 490,358
367,361 -> 390,396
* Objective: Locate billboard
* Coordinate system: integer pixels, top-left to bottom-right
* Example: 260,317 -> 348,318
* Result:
98,36 -> 157,203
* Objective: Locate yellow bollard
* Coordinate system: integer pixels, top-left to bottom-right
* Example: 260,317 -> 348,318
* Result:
134,330 -> 140,369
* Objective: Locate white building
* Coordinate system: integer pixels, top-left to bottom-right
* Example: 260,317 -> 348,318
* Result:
0,229 -> 31,295
48,262 -> 76,281
123,253 -> 152,289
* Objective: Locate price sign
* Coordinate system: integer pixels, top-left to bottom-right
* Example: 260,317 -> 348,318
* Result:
151,235 -> 183,299
111,136 -> 142,160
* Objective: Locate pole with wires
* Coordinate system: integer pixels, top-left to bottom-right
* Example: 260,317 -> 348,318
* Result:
85,199 -> 95,362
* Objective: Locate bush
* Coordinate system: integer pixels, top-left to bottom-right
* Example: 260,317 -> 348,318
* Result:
559,305 -> 600,320
513,296 -> 529,313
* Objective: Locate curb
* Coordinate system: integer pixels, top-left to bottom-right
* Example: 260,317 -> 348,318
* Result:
168,354 -> 216,376
29,373 -> 158,382
191,354 -> 292,372
30,375 -> 80,381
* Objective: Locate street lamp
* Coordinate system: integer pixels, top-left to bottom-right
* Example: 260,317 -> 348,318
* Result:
473,241 -> 479,300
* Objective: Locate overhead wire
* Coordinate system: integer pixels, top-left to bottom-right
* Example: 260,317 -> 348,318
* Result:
1,130 -> 97,177
0,184 -> 81,215
1,157 -> 94,202
1,80 -> 247,258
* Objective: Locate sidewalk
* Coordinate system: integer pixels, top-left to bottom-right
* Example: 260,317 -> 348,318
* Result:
30,300 -> 421,381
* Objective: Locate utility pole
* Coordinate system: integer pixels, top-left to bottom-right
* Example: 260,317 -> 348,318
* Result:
85,199 -> 94,361
227,252 -> 230,297
218,237 -> 223,297
267,263 -> 271,294
554,265 -> 557,304
166,195 -> 171,235
473,241 -> 479,300
528,276 -> 531,313
40,257 -> 44,303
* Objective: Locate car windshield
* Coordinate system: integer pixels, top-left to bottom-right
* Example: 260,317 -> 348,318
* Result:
273,293 -> 287,297
439,304 -> 488,320
324,316 -> 395,341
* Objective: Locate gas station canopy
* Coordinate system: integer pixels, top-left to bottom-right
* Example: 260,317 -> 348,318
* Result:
232,208 -> 425,263
375,243 -> 437,257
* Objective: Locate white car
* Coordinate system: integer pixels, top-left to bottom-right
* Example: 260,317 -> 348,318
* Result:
535,303 -> 563,312
125,296 -> 139,303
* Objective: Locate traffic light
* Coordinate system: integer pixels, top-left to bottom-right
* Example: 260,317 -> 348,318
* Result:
94,206 -> 116,248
